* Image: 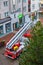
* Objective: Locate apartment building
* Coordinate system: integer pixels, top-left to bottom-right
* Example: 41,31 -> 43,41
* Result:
14,0 -> 39,15
0,0 -> 28,20
0,0 -> 40,38
14,0 -> 39,21
0,0 -> 13,37
0,0 -> 16,37
0,0 -> 40,19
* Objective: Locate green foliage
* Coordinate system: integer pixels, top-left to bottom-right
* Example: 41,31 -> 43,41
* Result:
19,21 -> 43,65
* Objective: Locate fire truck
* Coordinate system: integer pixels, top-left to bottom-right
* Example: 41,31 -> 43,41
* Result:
4,15 -> 38,59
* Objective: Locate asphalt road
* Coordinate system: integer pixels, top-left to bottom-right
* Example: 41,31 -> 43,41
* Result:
0,47 -> 19,65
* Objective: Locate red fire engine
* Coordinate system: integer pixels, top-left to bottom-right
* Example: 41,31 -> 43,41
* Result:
4,42 -> 24,59
4,14 -> 38,59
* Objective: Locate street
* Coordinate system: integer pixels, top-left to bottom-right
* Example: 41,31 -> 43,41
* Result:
0,47 -> 19,65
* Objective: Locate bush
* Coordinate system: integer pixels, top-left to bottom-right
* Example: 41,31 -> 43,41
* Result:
19,21 -> 43,65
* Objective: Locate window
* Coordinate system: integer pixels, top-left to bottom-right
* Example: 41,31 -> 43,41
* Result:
28,4 -> 30,8
5,22 -> 11,33
0,25 -> 4,36
28,4 -> 30,12
4,12 -> 8,17
13,5 -> 15,10
23,6 -> 26,12
15,22 -> 19,29
32,4 -> 35,9
3,1 -> 8,6
18,8 -> 21,12
23,0 -> 26,2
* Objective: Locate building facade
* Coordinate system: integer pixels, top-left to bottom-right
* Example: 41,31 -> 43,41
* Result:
0,17 -> 12,37
0,0 -> 40,38
0,0 -> 29,19
0,0 -> 10,19
0,0 -> 40,19
15,0 -> 28,15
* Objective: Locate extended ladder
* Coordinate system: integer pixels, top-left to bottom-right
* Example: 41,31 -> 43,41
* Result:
6,15 -> 38,49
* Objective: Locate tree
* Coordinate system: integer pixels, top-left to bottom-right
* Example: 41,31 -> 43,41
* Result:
19,21 -> 43,65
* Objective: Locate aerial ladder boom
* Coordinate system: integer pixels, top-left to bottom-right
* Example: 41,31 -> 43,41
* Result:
6,17 -> 31,49
4,14 -> 39,59
6,15 -> 38,49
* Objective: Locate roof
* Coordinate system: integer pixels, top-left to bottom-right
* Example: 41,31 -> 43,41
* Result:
0,17 -> 11,24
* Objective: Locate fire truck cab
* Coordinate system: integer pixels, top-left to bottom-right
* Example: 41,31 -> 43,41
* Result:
4,42 -> 24,59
